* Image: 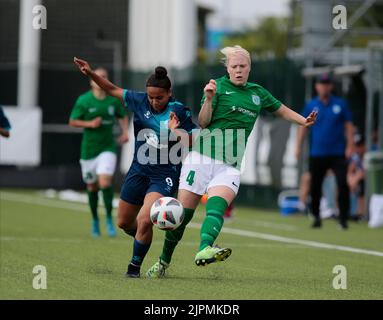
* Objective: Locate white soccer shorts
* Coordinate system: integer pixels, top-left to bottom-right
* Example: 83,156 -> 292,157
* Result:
79,151 -> 117,184
179,151 -> 241,195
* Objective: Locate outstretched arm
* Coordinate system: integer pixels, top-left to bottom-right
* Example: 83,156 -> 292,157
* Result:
73,57 -> 124,100
274,104 -> 317,160
274,104 -> 317,127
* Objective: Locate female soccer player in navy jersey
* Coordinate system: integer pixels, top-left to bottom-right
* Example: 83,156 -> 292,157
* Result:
74,57 -> 197,278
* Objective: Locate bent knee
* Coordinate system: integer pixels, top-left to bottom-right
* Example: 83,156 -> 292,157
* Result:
136,215 -> 153,230
117,218 -> 134,230
87,184 -> 99,193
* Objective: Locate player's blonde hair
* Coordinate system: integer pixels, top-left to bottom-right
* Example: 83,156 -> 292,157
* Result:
220,45 -> 251,66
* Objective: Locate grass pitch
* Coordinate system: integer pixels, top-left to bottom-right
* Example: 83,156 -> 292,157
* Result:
1,189 -> 382,300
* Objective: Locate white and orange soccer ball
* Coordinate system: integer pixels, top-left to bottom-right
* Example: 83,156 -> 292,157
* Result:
150,197 -> 184,231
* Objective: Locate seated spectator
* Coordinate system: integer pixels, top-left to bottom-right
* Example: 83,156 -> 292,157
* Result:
347,133 -> 365,220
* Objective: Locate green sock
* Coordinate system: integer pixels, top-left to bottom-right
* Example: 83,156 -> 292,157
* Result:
101,186 -> 114,219
199,196 -> 228,250
87,190 -> 99,221
160,208 -> 195,265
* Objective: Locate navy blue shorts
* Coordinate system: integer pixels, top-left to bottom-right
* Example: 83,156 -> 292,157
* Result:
120,161 -> 180,206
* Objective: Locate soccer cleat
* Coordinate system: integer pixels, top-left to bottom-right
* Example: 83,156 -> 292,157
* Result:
194,245 -> 232,267
106,217 -> 117,237
311,218 -> 322,229
146,259 -> 169,278
92,220 -> 101,237
125,263 -> 140,278
337,220 -> 348,230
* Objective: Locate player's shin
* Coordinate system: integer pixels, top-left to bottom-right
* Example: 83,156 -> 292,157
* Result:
101,186 -> 114,218
160,208 -> 195,264
102,186 -> 116,236
87,190 -> 99,220
127,239 -> 151,277
199,196 -> 228,250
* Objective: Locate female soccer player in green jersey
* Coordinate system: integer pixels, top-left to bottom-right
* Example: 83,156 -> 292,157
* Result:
69,68 -> 129,238
147,45 -> 317,277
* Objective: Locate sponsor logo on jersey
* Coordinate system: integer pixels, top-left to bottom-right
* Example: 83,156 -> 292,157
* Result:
332,104 -> 341,114
108,105 -> 115,116
225,91 -> 235,95
89,108 -> 97,113
252,95 -> 260,105
232,105 -> 257,118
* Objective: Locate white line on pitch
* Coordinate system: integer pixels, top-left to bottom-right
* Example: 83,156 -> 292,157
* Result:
0,236 -> 305,249
2,191 -> 383,258
188,222 -> 383,257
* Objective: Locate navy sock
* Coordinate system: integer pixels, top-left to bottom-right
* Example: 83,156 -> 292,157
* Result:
131,239 -> 151,267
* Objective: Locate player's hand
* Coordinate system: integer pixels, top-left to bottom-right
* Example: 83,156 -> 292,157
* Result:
345,144 -> 354,159
90,117 -> 102,128
168,112 -> 180,131
204,79 -> 216,100
74,57 -> 92,75
304,110 -> 317,127
118,132 -> 129,145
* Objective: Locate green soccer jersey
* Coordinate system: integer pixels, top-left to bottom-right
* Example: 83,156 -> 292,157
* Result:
70,91 -> 126,160
193,75 -> 282,169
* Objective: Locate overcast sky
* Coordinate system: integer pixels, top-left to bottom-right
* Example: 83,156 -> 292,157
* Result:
196,0 -> 290,30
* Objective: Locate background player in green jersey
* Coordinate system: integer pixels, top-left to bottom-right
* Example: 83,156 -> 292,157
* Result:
69,68 -> 129,237
147,46 -> 317,276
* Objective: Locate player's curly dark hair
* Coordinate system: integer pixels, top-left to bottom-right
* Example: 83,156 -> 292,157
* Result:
146,66 -> 171,90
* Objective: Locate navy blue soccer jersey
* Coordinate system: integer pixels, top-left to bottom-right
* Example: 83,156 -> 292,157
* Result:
302,95 -> 352,157
123,89 -> 197,166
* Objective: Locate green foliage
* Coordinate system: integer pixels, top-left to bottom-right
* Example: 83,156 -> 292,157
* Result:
222,17 -> 289,58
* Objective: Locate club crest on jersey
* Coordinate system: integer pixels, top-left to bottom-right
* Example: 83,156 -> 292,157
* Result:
108,106 -> 115,116
332,105 -> 341,114
252,95 -> 260,105
144,111 -> 151,119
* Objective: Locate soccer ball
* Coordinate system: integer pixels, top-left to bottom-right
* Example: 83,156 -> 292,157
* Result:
150,197 -> 184,231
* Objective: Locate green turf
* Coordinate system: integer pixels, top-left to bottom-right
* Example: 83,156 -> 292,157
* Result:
1,190 -> 382,300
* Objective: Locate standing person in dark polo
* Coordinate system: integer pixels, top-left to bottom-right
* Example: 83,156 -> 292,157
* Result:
296,74 -> 354,229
